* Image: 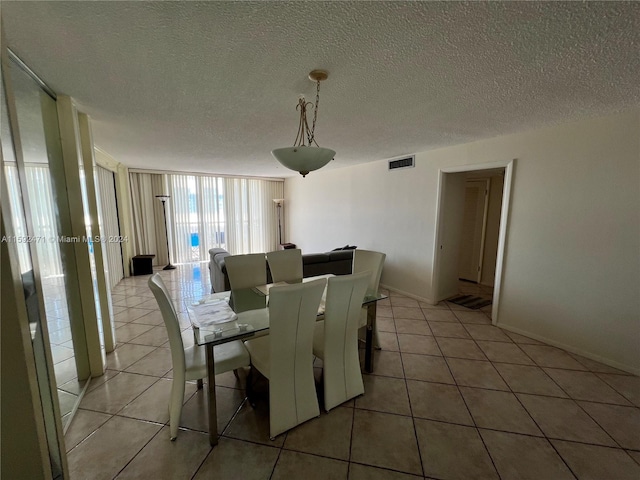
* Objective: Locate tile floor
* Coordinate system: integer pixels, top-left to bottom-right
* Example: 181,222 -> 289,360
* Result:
65,264 -> 640,479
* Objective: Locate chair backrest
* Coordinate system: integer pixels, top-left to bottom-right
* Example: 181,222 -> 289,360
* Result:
267,278 -> 326,437
225,253 -> 267,290
322,271 -> 371,410
266,248 -> 303,283
148,273 -> 185,374
352,249 -> 386,295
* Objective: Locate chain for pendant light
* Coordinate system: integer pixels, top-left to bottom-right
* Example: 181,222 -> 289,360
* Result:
293,78 -> 322,148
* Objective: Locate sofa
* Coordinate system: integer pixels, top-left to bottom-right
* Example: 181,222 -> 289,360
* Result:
209,247 -> 354,293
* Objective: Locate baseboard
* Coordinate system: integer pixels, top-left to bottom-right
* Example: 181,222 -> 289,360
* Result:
496,323 -> 639,376
379,283 -> 434,305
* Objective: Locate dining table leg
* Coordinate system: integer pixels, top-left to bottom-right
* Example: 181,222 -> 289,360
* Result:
205,343 -> 218,446
364,302 -> 377,373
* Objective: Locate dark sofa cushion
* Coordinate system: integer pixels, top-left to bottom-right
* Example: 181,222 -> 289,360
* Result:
209,247 -> 354,292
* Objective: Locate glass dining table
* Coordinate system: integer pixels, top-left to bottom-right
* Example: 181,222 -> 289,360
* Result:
187,274 -> 387,446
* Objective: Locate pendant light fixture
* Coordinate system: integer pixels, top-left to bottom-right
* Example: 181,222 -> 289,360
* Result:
271,70 -> 335,177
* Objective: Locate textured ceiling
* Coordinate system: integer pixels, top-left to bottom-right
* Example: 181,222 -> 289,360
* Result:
2,1 -> 639,178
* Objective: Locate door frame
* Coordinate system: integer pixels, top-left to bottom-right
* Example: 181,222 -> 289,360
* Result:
430,159 -> 515,325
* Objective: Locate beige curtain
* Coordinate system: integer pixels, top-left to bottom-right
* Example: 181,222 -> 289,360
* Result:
128,172 -> 169,265
224,177 -> 283,255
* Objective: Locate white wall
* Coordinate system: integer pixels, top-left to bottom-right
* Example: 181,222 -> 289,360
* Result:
286,109 -> 640,373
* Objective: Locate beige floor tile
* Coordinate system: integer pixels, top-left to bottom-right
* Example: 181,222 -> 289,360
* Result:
407,380 -> 473,425
424,309 -> 459,323
192,437 -> 279,480
519,345 -> 588,370
64,409 -> 112,452
376,305 -> 393,318
116,426 -> 211,479
597,373 -> 640,407
283,407 -> 353,460
446,358 -> 509,390
397,333 -> 441,356
348,463 -> 422,480
464,324 -> 512,342
124,347 -> 173,377
272,450 -> 349,480
86,369 -> 120,393
627,450 -> 640,465
428,321 -> 471,339
80,372 -> 158,414
453,310 -> 491,324
392,306 -> 425,320
517,394 -> 616,446
118,377 -> 198,423
493,363 -> 568,397
67,416 -> 162,480
378,331 -> 400,351
223,398 -> 285,447
356,374 -> 411,415
578,401 -> 640,450
132,298 -> 160,310
214,368 -> 248,389
114,323 -> 154,343
131,310 -> 165,326
106,343 -> 157,371
504,331 -> 543,345
551,440 -> 640,480
460,387 -> 542,436
420,301 -> 450,310
395,319 -> 433,336
402,353 -> 455,384
568,353 -> 630,375
58,389 -> 78,417
51,344 -> 75,363
414,419 -> 498,480
114,307 -> 155,323
180,385 -> 246,437
351,409 -> 422,475
476,341 -> 535,365
480,430 -> 574,480
543,368 -> 632,405
377,316 -> 396,332
363,350 -> 405,378
112,296 -> 148,308
127,325 -> 171,347
390,296 -> 421,308
436,337 -> 487,360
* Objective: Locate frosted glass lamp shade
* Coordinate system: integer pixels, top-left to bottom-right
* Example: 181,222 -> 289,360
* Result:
272,146 -> 335,177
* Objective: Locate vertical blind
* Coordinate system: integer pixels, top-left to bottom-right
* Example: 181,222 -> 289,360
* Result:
96,166 -> 124,288
130,171 -> 283,264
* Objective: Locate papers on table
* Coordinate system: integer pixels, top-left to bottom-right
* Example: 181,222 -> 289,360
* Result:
188,298 -> 238,329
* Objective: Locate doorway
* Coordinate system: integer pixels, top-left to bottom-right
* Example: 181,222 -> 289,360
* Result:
431,160 -> 514,324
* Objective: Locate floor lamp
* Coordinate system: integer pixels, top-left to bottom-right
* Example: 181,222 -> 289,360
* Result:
273,198 -> 284,246
155,194 -> 176,270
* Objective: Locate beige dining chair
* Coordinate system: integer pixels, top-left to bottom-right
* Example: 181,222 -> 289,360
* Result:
225,253 -> 267,312
352,249 -> 386,346
266,248 -> 303,283
312,271 -> 370,411
148,273 -> 250,440
244,278 -> 326,440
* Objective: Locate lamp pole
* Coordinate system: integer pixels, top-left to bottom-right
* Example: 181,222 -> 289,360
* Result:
273,199 -> 284,246
156,195 -> 176,270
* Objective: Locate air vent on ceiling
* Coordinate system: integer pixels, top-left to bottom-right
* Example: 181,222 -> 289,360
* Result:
388,156 -> 415,171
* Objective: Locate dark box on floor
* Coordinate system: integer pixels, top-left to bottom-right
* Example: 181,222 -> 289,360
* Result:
132,254 -> 155,276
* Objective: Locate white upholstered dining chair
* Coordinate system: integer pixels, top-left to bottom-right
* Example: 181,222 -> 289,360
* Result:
352,249 -> 386,346
244,278 -> 326,440
225,253 -> 267,312
312,271 -> 370,411
266,248 -> 303,283
148,273 -> 250,440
